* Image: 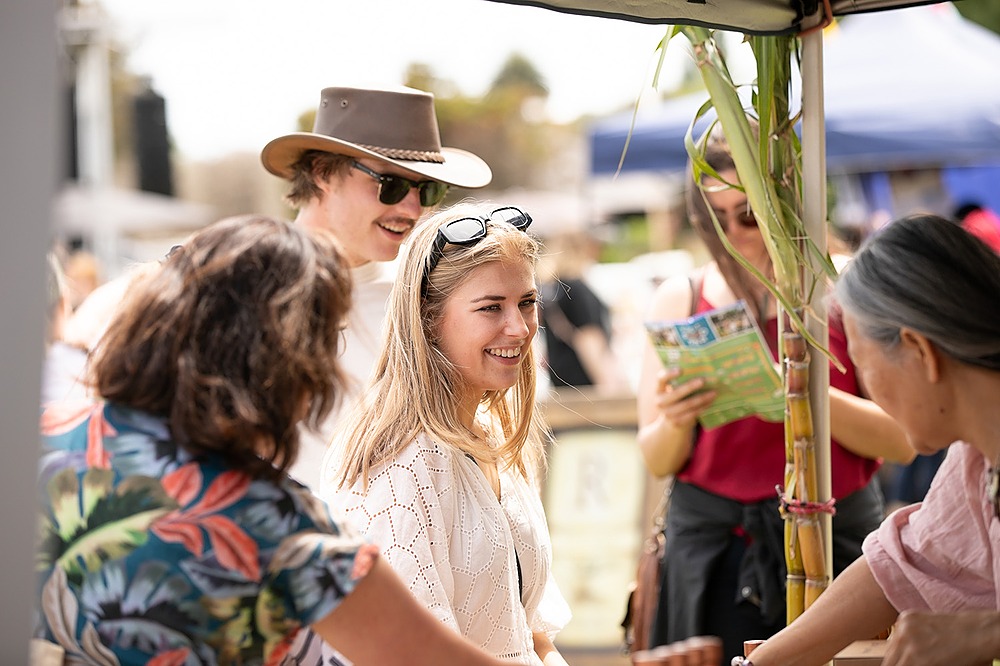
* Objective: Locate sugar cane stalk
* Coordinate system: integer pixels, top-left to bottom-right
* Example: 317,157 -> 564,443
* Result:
784,328 -> 829,617
670,29 -> 838,623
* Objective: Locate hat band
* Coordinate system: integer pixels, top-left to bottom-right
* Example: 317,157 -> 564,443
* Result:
361,143 -> 445,164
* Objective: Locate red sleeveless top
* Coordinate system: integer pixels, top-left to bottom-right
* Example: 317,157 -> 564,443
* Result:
676,292 -> 880,503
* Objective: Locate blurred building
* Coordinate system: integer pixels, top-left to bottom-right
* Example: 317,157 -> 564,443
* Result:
56,0 -> 212,276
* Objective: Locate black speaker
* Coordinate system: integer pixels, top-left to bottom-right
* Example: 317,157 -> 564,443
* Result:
133,88 -> 173,196
64,82 -> 78,182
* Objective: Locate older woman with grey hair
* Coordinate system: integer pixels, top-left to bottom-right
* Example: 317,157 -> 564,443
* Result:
737,213 -> 1000,666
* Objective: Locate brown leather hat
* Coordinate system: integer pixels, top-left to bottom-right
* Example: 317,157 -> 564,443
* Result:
261,86 -> 492,188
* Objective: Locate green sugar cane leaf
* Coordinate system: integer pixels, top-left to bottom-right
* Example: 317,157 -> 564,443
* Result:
616,25 -> 684,178
676,30 -> 842,372
683,61 -> 840,369
689,36 -> 796,291
652,25 -> 683,92
683,102 -> 720,182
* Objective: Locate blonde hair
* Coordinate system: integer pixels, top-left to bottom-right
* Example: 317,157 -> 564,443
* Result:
336,200 -> 548,488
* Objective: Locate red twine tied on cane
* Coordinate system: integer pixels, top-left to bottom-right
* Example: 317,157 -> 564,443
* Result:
776,485 -> 837,516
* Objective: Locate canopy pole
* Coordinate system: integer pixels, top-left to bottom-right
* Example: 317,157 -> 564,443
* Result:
800,29 -> 832,586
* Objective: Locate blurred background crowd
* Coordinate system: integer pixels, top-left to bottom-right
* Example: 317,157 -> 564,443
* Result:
22,0 -> 1000,662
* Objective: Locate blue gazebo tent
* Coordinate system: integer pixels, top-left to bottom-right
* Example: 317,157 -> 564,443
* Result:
588,4 -> 1000,178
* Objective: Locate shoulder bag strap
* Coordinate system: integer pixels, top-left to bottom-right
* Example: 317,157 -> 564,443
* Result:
687,267 -> 704,318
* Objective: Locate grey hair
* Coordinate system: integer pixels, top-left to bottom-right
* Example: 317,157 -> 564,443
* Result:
834,214 -> 1000,370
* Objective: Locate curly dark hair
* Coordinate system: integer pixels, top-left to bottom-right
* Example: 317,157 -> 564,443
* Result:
90,215 -> 352,480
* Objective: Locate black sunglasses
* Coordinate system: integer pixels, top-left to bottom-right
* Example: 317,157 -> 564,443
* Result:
351,160 -> 449,208
421,207 -> 532,297
713,203 -> 758,230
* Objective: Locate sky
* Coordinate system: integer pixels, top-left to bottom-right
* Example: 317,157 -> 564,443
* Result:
97,0 -> 700,161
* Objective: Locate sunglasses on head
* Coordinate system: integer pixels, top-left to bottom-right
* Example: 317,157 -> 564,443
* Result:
421,207 -> 532,297
351,160 -> 449,208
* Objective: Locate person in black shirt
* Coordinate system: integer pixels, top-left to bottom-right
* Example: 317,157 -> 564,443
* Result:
539,231 -> 627,391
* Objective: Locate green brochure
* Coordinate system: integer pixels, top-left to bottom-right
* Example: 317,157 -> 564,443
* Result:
645,300 -> 785,429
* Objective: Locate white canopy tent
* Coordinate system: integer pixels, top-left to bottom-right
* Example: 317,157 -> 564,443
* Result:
486,0 -> 941,34
53,184 -> 215,275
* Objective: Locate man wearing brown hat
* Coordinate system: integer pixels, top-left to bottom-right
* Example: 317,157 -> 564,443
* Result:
262,85 -> 492,491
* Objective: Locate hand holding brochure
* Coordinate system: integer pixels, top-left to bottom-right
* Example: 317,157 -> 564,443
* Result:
645,300 -> 784,429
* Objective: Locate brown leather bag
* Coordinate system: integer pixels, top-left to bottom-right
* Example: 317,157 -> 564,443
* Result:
622,481 -> 672,653
623,272 -> 703,653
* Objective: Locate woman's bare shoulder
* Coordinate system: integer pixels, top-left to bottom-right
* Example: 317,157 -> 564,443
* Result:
646,265 -> 711,322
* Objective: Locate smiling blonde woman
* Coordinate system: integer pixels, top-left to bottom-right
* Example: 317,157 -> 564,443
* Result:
314,202 -> 571,666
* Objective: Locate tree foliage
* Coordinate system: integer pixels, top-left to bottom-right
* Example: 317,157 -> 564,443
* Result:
404,54 -> 570,192
954,0 -> 1000,35
488,52 -> 549,99
289,54 -> 569,193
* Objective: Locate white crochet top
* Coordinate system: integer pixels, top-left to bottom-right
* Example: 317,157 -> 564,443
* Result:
320,432 -> 571,664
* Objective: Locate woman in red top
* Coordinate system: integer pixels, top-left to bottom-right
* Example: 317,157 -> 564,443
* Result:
636,125 -> 914,664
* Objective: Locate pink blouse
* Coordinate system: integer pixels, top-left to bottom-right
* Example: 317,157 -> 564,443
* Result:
863,442 -> 1000,612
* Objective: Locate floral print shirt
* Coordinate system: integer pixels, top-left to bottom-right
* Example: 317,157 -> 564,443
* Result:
34,401 -> 374,666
